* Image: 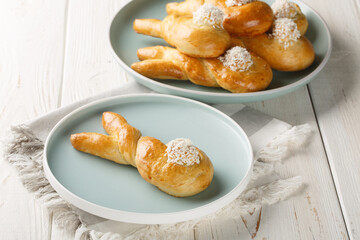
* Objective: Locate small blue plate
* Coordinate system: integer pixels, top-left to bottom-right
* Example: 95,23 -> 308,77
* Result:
44,94 -> 253,224
109,0 -> 332,103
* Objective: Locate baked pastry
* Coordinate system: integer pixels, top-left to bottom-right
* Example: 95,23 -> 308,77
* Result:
70,112 -> 214,197
239,18 -> 315,71
271,0 -> 308,35
133,6 -> 230,58
166,0 -> 274,36
131,45 -> 272,93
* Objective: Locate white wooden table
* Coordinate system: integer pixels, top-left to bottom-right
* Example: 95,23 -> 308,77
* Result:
0,0 -> 359,239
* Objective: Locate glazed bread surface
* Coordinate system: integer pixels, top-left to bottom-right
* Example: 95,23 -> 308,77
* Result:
70,112 -> 214,197
166,0 -> 274,36
136,136 -> 214,197
239,35 -> 315,71
131,45 -> 273,93
133,15 -> 230,58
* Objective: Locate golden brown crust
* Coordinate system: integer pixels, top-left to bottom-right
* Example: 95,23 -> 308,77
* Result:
205,52 -> 273,92
166,0 -> 274,36
131,46 -> 272,93
71,112 -> 214,197
131,59 -> 188,80
133,15 -> 231,58
239,35 -> 315,71
294,13 -> 308,36
135,136 -> 214,197
167,0 -> 204,16
70,133 -> 128,165
222,1 -> 274,36
102,112 -> 141,167
135,46 -> 218,87
133,19 -> 162,38
273,3 -> 308,35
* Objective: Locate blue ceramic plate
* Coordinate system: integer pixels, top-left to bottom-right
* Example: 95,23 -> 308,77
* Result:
109,0 -> 332,103
44,94 -> 253,224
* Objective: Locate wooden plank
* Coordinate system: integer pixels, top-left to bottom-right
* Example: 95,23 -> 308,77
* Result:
0,160 -> 52,240
59,0 -> 129,107
305,0 -> 360,238
195,216 -> 253,239
0,0 -> 67,239
245,86 -> 348,239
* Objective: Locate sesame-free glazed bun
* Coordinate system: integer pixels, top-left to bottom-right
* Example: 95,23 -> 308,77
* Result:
239,18 -> 315,71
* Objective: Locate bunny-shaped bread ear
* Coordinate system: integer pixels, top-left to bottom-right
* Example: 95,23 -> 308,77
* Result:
166,0 -> 203,16
71,112 -> 141,166
131,59 -> 188,80
70,132 -> 129,165
133,14 -> 231,58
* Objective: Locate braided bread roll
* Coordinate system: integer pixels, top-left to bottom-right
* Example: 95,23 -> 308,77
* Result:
70,112 -> 214,197
133,14 -> 230,58
131,45 -> 272,93
166,0 -> 274,36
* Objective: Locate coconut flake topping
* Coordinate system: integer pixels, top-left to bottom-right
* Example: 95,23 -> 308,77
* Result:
271,0 -> 298,18
272,18 -> 300,49
193,4 -> 224,28
219,46 -> 253,72
166,138 -> 200,166
225,0 -> 255,7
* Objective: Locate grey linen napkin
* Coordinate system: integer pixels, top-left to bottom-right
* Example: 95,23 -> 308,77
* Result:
3,81 -> 311,240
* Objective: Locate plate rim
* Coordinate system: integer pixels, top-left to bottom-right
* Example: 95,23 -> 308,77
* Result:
43,93 -> 254,224
108,0 -> 332,102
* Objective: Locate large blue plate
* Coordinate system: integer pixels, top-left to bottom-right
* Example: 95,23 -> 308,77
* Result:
109,0 -> 331,103
44,94 -> 253,224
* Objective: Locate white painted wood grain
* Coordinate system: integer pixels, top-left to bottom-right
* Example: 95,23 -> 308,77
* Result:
244,86 -> 348,239
195,218 -> 253,239
0,0 -> 67,239
59,0 -> 129,106
304,0 -> 360,238
0,160 -> 51,240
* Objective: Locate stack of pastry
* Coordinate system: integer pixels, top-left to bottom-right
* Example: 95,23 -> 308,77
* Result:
131,0 -> 315,93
